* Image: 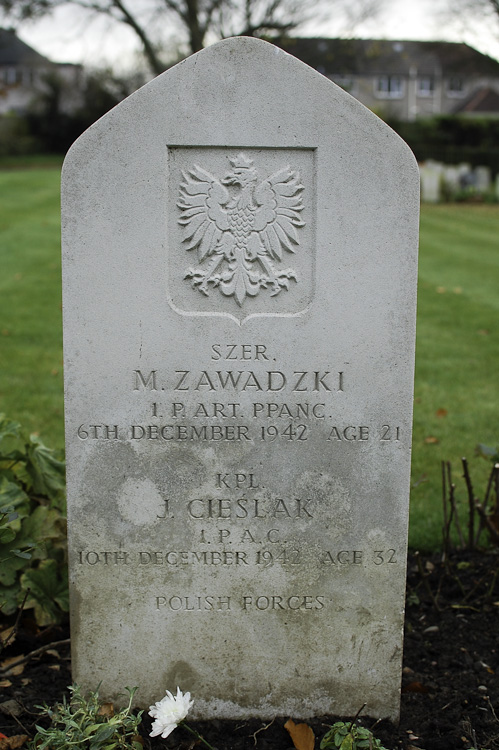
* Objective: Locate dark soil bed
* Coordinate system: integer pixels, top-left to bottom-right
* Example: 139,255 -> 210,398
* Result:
1,551 -> 498,750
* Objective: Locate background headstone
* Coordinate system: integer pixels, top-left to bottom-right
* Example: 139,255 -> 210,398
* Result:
62,37 -> 419,720
442,165 -> 460,198
419,161 -> 443,202
475,165 -> 491,193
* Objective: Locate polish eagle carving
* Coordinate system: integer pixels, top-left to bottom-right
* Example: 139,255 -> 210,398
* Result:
177,153 -> 305,307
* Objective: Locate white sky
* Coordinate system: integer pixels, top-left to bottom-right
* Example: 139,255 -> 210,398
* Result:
14,0 -> 499,71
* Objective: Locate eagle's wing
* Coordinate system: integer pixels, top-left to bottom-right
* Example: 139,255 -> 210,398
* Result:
177,165 -> 230,261
252,167 -> 305,261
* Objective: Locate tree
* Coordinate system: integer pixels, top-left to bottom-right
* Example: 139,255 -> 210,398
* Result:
436,0 -> 499,59
448,0 -> 499,18
0,0 -> 383,75
26,67 -> 144,151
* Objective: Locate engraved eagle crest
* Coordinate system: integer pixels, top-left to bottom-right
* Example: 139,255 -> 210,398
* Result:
177,153 -> 305,307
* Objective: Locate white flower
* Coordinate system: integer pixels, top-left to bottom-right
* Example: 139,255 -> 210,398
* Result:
149,686 -> 194,738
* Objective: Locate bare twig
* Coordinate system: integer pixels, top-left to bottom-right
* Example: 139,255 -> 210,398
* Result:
475,503 -> 499,546
461,457 -> 475,549
442,461 -> 450,559
252,718 -> 275,746
473,462 -> 497,547
487,696 -> 499,723
486,567 -> 498,600
416,551 -> 441,612
482,462 -> 496,514
461,572 -> 489,604
347,703 -> 367,733
449,472 -> 465,548
5,707 -> 31,737
0,638 -> 70,676
492,463 -> 499,532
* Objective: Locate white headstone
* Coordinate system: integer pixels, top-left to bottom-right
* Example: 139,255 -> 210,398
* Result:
62,37 -> 419,721
443,166 -> 460,197
475,166 -> 491,193
419,162 -> 442,202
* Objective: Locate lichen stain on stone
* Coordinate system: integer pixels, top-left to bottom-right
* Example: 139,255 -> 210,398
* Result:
164,660 -> 199,691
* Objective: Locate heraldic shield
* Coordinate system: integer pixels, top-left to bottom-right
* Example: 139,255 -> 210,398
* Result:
167,146 -> 315,324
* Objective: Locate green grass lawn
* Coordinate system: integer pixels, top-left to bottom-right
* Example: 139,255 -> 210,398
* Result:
1,166 -> 497,550
0,165 -> 64,446
411,203 -> 499,549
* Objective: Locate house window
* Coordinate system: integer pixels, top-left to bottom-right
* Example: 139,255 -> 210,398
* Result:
417,77 -> 434,96
447,77 -> 465,96
5,67 -> 17,85
375,75 -> 404,98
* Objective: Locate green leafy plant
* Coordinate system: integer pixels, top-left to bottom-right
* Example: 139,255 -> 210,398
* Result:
29,684 -> 143,750
0,414 -> 67,624
320,721 -> 389,750
0,501 -> 31,557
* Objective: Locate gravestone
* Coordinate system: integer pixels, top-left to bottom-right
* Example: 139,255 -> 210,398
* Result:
419,161 -> 442,202
475,165 -> 491,193
443,165 -> 460,197
62,37 -> 419,721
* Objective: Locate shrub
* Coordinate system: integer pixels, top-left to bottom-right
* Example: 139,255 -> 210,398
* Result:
0,415 -> 67,625
29,684 -> 143,750
387,115 -> 499,174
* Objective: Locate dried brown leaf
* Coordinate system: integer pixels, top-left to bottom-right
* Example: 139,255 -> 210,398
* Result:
284,719 -> 315,750
436,408 -> 447,418
424,436 -> 439,444
0,735 -> 28,749
0,628 -> 15,647
97,702 -> 115,718
402,681 -> 431,694
0,658 -> 24,677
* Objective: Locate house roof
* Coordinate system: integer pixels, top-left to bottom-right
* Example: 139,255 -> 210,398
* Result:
276,38 -> 499,78
455,86 -> 499,113
0,27 -> 52,66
